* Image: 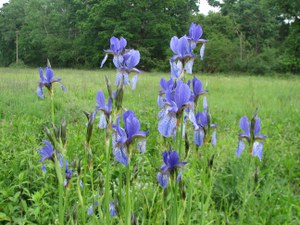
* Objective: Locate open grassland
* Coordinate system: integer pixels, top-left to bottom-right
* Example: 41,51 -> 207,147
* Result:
0,68 -> 299,224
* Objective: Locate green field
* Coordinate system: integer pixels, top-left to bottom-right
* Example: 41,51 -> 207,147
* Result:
0,68 -> 299,224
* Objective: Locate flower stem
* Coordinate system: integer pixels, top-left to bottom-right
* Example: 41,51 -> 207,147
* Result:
171,175 -> 178,225
239,156 -> 253,225
125,164 -> 131,225
50,91 -> 55,124
162,190 -> 167,225
104,127 -> 111,224
54,155 -> 64,225
82,144 -> 88,224
177,113 -> 184,157
186,178 -> 193,225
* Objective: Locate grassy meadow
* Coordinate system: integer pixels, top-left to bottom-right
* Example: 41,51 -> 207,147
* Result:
0,67 -> 299,224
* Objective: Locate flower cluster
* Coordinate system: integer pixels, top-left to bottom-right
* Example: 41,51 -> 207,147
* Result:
170,23 -> 207,79
100,37 -> 141,90
189,97 -> 217,146
37,140 -> 72,187
158,80 -> 193,137
34,21 -> 268,225
156,22 -> 212,188
157,150 -> 187,189
112,110 -> 149,165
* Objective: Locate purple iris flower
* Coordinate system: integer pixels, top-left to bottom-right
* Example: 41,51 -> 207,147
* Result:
100,37 -> 141,90
191,77 -> 208,104
63,159 -> 73,187
100,36 -> 127,68
88,202 -> 99,216
157,78 -> 175,107
170,36 -> 196,75
159,78 -> 175,95
112,110 -> 149,165
187,23 -> 208,48
190,110 -> 217,146
158,81 -> 192,137
236,116 -> 267,160
114,50 -> 141,90
189,97 -> 217,146
187,22 -> 208,60
37,140 -> 55,172
109,201 -> 117,217
88,205 -> 93,216
170,36 -> 194,61
157,150 -> 187,189
96,90 -> 112,129
36,67 -> 66,99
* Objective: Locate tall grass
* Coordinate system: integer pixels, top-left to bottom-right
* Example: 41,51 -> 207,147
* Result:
0,68 -> 299,224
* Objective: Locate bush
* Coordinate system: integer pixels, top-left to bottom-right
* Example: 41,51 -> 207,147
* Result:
9,60 -> 28,68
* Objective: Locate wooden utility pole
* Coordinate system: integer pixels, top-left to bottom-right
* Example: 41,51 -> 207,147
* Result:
16,30 -> 19,64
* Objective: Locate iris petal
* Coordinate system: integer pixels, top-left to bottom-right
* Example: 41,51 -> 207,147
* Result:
252,141 -> 263,161
174,83 -> 191,109
200,44 -> 206,60
98,112 -> 107,129
113,146 -> 128,166
211,130 -> 217,146
254,118 -> 261,136
125,50 -> 140,69
45,67 -> 54,82
239,116 -> 250,137
203,96 -> 208,110
157,172 -> 169,189
236,139 -> 246,157
170,36 -> 179,54
100,54 -> 108,68
158,112 -> 177,137
137,139 -> 146,153
131,74 -> 138,90
36,86 -> 44,99
184,58 -> 195,74
194,128 -> 205,146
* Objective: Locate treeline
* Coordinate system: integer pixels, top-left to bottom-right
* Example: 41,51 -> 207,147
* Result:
0,0 -> 299,74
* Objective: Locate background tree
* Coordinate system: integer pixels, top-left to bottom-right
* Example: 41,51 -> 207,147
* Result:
0,0 -> 298,73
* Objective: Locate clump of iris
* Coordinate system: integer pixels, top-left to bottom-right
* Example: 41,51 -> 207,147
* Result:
100,36 -> 141,90
158,80 -> 193,137
36,67 -> 66,99
112,110 -> 149,165
189,97 -> 217,146
157,150 -> 187,189
236,113 -> 267,160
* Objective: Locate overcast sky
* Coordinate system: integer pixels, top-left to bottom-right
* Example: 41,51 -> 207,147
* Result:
0,0 -> 219,15
0,0 -> 8,8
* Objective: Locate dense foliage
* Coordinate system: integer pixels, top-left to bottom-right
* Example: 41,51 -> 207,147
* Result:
0,0 -> 299,73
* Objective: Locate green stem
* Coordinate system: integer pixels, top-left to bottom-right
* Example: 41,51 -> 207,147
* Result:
200,155 -> 206,225
82,144 -> 88,224
126,164 -> 131,225
177,113 -> 184,156
50,92 -> 55,124
162,190 -> 167,225
239,156 -> 253,225
54,156 -> 64,225
186,178 -> 193,225
105,128 -> 111,224
172,175 -> 178,225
